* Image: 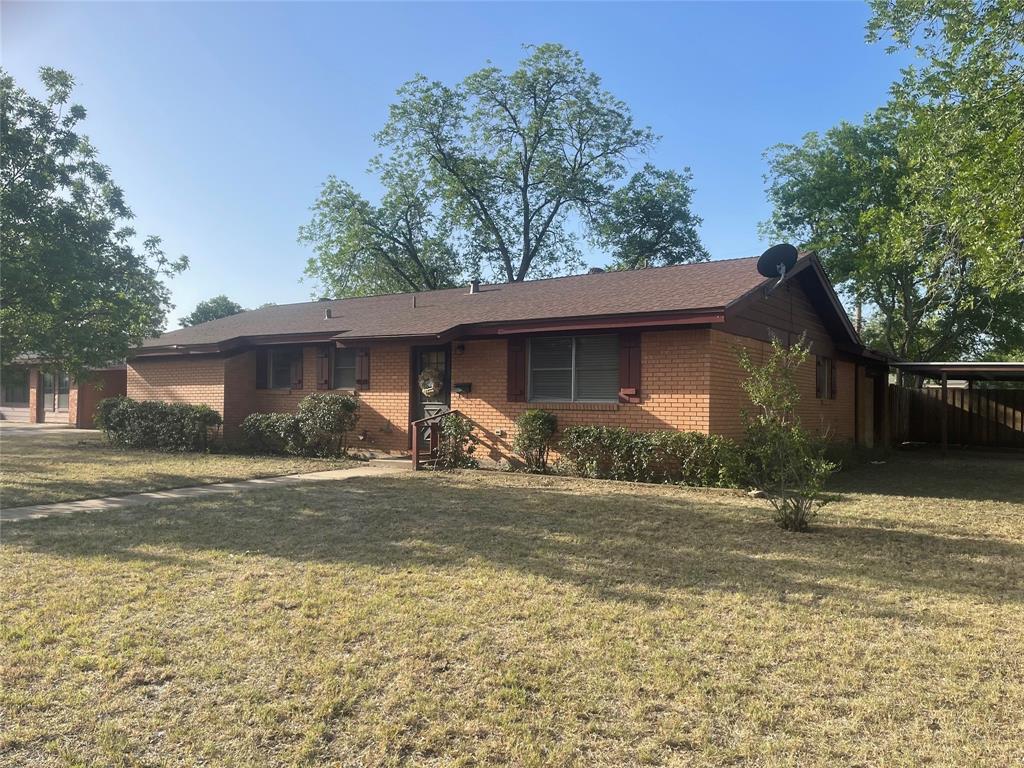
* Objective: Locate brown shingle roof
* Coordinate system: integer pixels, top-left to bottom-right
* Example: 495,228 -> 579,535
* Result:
140,255 -> 782,350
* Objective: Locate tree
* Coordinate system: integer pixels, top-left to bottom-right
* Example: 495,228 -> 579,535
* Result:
763,110 -> 1024,360
378,44 -> 657,283
870,0 -> 1023,297
304,44 -> 686,297
737,336 -> 837,532
592,164 -> 708,269
1,68 -> 187,376
300,163 -> 462,296
179,295 -> 246,327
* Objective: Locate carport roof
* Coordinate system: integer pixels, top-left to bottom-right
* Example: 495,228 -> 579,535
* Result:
890,361 -> 1024,382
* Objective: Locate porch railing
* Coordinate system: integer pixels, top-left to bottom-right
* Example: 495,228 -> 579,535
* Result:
410,409 -> 460,471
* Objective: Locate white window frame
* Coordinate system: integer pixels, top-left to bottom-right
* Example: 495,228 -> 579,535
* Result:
528,335 -> 618,403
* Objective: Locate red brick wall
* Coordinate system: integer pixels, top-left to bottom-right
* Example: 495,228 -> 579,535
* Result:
74,369 -> 128,428
451,330 -> 712,464
128,357 -> 227,442
708,330 -> 855,440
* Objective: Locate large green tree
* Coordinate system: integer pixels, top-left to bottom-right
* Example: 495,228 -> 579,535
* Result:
304,44 -> 706,297
592,164 -> 708,270
763,0 -> 1023,360
1,68 -> 186,376
179,295 -> 246,327
300,163 -> 462,296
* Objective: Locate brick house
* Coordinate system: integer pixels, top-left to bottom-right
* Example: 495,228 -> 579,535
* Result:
128,254 -> 887,459
0,363 -> 127,427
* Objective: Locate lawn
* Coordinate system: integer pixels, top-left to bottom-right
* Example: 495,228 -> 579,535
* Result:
0,429 -> 357,508
2,452 -> 1022,766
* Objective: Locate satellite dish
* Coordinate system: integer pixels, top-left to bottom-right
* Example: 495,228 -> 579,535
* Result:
757,244 -> 798,278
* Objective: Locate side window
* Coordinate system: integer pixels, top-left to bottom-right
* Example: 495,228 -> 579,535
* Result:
816,355 -> 836,400
256,348 -> 302,390
333,349 -> 357,389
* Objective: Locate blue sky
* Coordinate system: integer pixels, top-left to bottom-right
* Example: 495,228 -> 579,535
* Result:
4,2 -> 910,325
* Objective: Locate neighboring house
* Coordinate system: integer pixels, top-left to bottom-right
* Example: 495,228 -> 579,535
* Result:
0,363 -> 127,427
129,254 -> 888,459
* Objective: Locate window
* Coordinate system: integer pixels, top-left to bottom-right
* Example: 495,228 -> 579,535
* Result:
816,355 -> 836,400
42,371 -> 70,411
529,335 -> 619,402
1,367 -> 29,405
333,349 -> 357,389
256,348 -> 302,390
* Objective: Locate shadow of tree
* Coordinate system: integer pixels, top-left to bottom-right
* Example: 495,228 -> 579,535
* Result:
12,473 -> 1023,623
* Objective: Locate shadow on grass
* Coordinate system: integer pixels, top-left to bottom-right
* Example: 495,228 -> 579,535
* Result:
832,449 -> 1024,504
10,473 -> 1023,622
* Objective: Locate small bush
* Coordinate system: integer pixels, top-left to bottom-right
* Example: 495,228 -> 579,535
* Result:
432,412 -> 479,470
557,426 -> 741,486
94,396 -> 223,452
297,392 -> 360,456
513,409 -> 557,472
240,412 -> 306,455
240,393 -> 359,457
737,335 -> 838,532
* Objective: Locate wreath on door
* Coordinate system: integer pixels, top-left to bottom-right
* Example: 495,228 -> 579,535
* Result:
418,367 -> 445,399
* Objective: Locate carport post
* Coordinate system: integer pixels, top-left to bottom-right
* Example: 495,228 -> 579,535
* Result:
941,372 -> 948,457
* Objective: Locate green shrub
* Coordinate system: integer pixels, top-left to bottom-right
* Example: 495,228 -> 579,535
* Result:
239,412 -> 306,455
297,392 -> 360,456
240,393 -> 359,457
737,335 -> 838,532
432,412 -> 479,470
513,409 -> 557,472
557,426 -> 741,486
94,396 -> 223,452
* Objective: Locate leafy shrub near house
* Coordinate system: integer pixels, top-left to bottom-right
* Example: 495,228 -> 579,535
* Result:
94,396 -> 223,452
240,392 -> 359,457
557,425 -> 741,487
513,409 -> 557,472
432,412 -> 479,470
736,335 -> 838,532
297,392 -> 360,456
239,412 -> 307,455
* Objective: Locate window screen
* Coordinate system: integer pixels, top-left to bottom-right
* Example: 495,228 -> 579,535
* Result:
529,337 -> 573,400
574,336 -> 619,401
333,349 -> 357,389
528,335 -> 619,402
257,349 -> 302,390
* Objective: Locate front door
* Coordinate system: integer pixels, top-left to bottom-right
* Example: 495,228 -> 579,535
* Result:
41,371 -> 70,421
413,345 -> 451,446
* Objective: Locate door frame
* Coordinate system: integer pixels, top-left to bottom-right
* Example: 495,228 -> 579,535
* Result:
407,343 -> 452,450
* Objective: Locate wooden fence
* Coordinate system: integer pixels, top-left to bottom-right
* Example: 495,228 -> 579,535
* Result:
889,385 -> 1024,449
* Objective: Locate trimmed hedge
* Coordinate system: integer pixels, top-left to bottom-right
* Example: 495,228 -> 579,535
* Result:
94,396 -> 223,452
240,392 -> 359,457
557,426 -> 742,487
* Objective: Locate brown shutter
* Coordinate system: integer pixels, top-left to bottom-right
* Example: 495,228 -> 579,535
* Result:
290,349 -> 303,390
507,338 -> 526,402
256,351 -> 269,389
316,348 -> 330,390
829,359 -> 837,400
815,356 -> 823,399
618,332 -> 641,404
355,349 -> 370,391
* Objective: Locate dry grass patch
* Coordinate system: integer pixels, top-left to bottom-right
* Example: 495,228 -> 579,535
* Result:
0,429 -> 357,507
2,453 -> 1022,766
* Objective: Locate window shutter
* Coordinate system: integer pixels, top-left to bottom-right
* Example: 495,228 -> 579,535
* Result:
316,348 -> 330,390
355,349 -> 370,391
815,356 -> 823,399
507,338 -> 526,402
290,351 -> 303,390
618,332 -> 641,404
829,359 -> 837,400
256,351 -> 268,389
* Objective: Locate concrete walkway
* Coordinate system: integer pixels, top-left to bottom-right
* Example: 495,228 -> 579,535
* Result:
1,461 -> 411,523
